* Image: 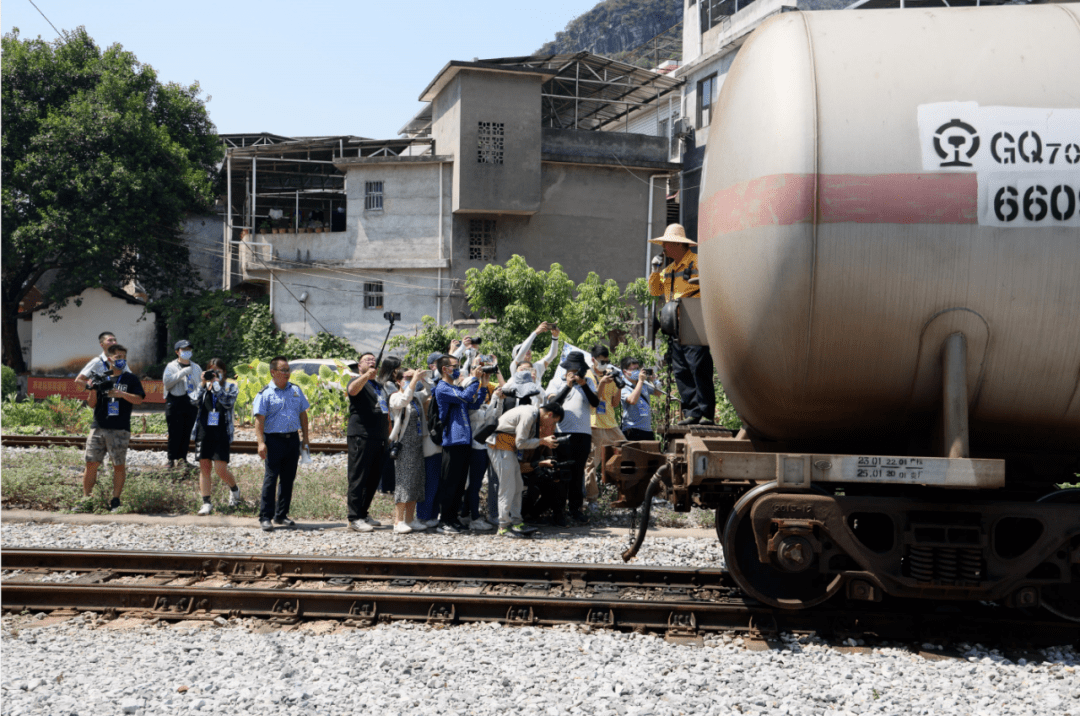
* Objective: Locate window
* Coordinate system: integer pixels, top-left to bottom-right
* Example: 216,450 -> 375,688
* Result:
364,281 -> 383,309
477,122 -> 504,164
469,219 -> 496,261
365,181 -> 384,211
659,118 -> 669,141
697,74 -> 717,128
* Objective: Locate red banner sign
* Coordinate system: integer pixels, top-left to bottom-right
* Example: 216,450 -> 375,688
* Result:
27,377 -> 167,404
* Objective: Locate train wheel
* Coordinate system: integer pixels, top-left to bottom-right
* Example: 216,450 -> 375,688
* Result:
1036,488 -> 1080,622
722,483 -> 843,609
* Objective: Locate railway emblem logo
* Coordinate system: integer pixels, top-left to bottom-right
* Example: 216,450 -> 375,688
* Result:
933,119 -> 981,167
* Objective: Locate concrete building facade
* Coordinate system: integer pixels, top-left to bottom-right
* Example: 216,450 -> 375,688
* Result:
231,54 -> 681,352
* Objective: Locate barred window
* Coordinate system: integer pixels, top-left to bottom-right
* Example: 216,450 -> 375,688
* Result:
697,74 -> 717,129
469,219 -> 496,261
364,281 -> 383,309
477,122 -> 504,164
365,181 -> 384,211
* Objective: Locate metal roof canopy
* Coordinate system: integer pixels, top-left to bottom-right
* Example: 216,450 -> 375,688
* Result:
481,52 -> 684,132
403,52 -> 683,136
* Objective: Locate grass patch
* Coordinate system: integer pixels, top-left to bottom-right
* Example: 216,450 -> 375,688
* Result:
0,448 -> 396,521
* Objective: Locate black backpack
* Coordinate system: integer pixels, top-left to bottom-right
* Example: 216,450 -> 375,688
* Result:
427,386 -> 444,446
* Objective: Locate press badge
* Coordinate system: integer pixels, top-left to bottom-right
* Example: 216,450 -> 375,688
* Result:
107,400 -> 120,416
378,397 -> 389,414
597,401 -> 607,414
207,411 -> 220,427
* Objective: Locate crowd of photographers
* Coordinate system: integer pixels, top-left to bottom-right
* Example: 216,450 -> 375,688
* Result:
70,324 -> 660,538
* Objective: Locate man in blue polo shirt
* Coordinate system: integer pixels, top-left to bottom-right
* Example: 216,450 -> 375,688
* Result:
253,356 -> 311,532
432,354 -> 488,534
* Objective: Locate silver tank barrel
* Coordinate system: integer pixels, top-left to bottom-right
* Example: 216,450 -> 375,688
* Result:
698,5 -> 1080,449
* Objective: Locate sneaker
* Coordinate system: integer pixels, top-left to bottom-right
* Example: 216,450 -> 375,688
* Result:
569,510 -> 590,524
424,518 -> 440,528
677,415 -> 700,426
436,522 -> 461,535
498,527 -> 527,539
197,502 -> 213,516
348,520 -> 373,533
515,523 -> 539,535
363,516 -> 382,526
552,514 -> 569,528
109,497 -> 121,513
698,417 -> 715,426
73,497 -> 94,513
469,518 -> 494,531
460,514 -> 473,527
408,519 -> 429,532
260,520 -> 274,532
393,522 -> 412,534
228,490 -> 242,507
273,517 -> 296,528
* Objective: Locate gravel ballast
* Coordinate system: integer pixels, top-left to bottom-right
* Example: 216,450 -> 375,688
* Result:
3,520 -> 1078,715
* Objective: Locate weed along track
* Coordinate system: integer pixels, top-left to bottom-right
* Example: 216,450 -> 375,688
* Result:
1,435 -> 346,454
3,549 -> 1076,648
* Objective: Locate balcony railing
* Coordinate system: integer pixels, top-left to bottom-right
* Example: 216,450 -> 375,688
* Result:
701,0 -> 759,33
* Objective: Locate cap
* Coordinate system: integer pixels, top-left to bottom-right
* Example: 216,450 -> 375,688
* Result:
174,339 -> 193,351
426,352 -> 444,366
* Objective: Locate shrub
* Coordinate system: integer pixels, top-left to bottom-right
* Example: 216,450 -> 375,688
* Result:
1,365 -> 16,398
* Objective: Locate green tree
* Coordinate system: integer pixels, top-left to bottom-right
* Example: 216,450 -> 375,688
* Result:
390,255 -> 651,382
1,27 -> 222,372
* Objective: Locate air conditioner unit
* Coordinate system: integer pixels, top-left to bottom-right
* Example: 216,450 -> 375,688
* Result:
673,117 -> 693,139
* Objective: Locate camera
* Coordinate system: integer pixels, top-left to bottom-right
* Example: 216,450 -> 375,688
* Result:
465,336 -> 482,346
480,365 -> 499,374
599,364 -> 628,389
383,311 -> 401,323
203,370 -> 216,381
643,367 -> 655,378
388,441 -> 403,460
552,434 -> 572,445
87,374 -> 113,393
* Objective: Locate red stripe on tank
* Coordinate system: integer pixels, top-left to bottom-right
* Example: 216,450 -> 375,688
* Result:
700,173 -> 978,240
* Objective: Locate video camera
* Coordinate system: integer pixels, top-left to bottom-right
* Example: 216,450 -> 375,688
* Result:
87,374 -> 113,393
531,459 -> 576,484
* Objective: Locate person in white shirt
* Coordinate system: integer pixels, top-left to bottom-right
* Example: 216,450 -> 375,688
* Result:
510,322 -> 561,379
161,339 -> 201,470
74,332 -> 130,389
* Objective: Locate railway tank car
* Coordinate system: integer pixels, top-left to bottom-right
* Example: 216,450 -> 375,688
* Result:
606,5 -> 1080,622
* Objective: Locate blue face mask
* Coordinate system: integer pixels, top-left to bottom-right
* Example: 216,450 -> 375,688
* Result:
515,370 -> 533,383
180,350 -> 193,360
451,368 -> 461,380
113,359 -> 127,370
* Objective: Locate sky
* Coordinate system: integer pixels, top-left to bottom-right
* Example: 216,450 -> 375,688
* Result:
3,0 -> 600,139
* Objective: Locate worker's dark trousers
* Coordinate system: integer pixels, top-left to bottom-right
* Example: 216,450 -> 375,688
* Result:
671,341 -> 716,421
165,393 -> 198,462
346,434 -> 385,522
259,432 -> 300,522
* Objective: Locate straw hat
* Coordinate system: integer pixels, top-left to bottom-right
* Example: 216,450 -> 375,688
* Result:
649,223 -> 697,246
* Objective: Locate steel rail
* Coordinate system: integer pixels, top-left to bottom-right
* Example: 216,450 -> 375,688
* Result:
1,436 -> 347,454
2,549 -> 1077,646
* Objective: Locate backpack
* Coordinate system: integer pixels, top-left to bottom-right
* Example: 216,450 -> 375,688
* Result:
427,387 -> 444,446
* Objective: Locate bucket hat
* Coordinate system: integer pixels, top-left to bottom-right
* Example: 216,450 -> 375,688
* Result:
560,351 -> 590,374
648,223 -> 698,246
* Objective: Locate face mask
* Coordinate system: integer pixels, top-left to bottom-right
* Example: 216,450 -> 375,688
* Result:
451,368 -> 461,380
180,350 -> 193,360
515,370 -> 533,383
629,370 -> 640,381
113,359 -> 127,371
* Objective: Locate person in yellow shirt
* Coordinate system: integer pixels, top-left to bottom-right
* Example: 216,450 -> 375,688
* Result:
584,344 -> 626,510
648,223 -> 716,425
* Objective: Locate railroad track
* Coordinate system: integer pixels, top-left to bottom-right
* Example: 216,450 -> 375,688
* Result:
2,549 -> 1075,647
1,435 -> 347,454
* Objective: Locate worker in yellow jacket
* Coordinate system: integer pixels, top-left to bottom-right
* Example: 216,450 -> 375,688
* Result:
648,224 -> 716,425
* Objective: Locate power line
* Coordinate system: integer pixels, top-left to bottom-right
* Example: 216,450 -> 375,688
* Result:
27,0 -> 62,37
